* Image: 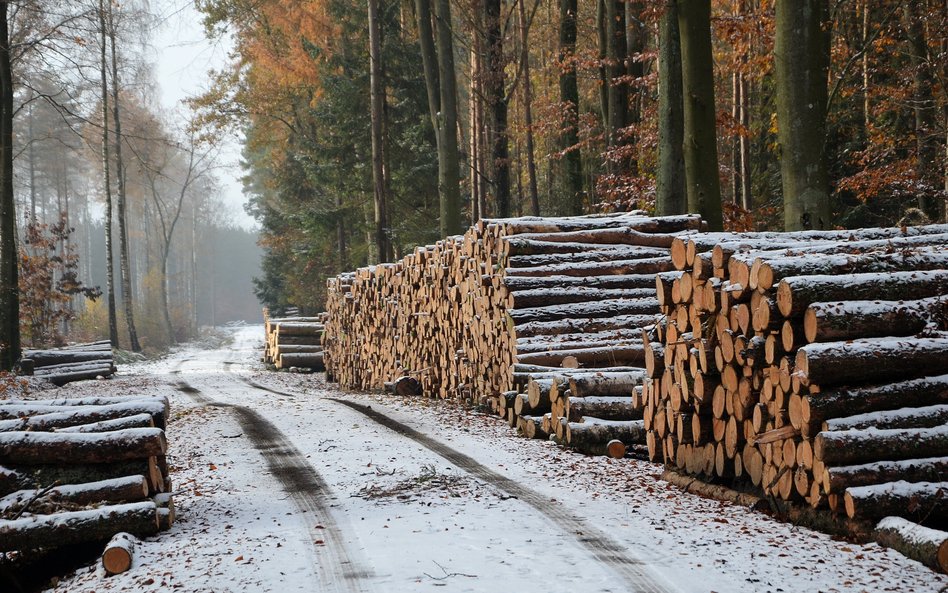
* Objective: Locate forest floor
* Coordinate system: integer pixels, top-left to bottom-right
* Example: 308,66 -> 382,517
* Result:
36,326 -> 948,593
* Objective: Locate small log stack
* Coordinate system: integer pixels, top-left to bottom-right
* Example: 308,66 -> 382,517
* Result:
637,224 -> 948,533
263,312 -> 326,371
0,395 -> 174,555
324,213 -> 707,455
21,341 -> 116,386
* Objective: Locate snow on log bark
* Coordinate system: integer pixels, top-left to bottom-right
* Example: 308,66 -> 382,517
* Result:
822,405 -> 948,432
802,374 -> 948,424
873,516 -> 948,573
823,457 -> 948,494
804,296 -> 948,343
565,419 -> 646,455
508,298 -> 660,324
0,400 -> 167,431
102,532 -> 137,575
844,481 -> 947,525
776,270 -> 948,318
814,425 -> 948,466
0,501 -> 159,552
0,475 -> 149,514
0,428 -> 167,465
795,337 -> 948,387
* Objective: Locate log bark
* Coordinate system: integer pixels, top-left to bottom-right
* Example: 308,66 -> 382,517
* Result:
55,413 -> 155,433
517,345 -> 645,368
0,400 -> 167,431
802,374 -> 948,424
500,230 -> 682,254
509,298 -> 660,324
0,458 -> 164,497
0,475 -> 149,514
102,531 -> 137,575
0,501 -> 159,552
872,516 -> 948,573
0,428 -> 167,465
796,337 -> 948,387
844,481 -> 946,526
21,351 -> 112,367
760,249 -> 948,293
500,273 -> 658,292
777,270 -> 948,318
506,246 -> 669,268
567,371 -> 646,396
276,352 -> 325,370
823,405 -> 948,432
804,296 -> 948,343
814,425 -> 948,466
274,322 -> 324,336
566,396 -> 640,422
514,314 -> 659,338
565,419 -> 646,455
824,457 -> 948,494
508,287 -> 656,308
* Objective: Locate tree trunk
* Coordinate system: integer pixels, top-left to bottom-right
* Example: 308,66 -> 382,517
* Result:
517,0 -> 539,216
873,517 -> 948,573
844,481 -> 947,526
0,501 -> 159,553
368,0 -> 390,262
678,0 -> 723,230
0,427 -> 167,465
433,0 -> 462,235
98,0 -> 119,348
558,0 -> 583,215
775,0 -> 831,230
0,3 -> 17,371
796,337 -> 948,388
824,458 -> 948,495
802,374 -> 948,426
903,1 -> 939,221
656,0 -> 686,215
604,0 -> 628,174
485,0 -> 510,216
107,6 -> 141,353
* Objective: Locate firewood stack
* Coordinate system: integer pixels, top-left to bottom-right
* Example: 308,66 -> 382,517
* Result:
263,313 -> 326,371
21,341 -> 116,386
0,394 -> 174,555
639,223 -> 948,530
323,213 -> 710,455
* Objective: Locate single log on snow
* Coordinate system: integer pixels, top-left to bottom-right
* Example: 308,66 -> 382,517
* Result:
844,481 -> 947,525
0,501 -> 159,552
0,428 -> 167,465
102,532 -> 137,575
803,296 -> 948,343
565,419 -> 646,456
776,270 -> 948,318
823,457 -> 948,494
802,374 -> 948,425
814,425 -> 948,466
823,405 -> 948,432
795,337 -> 948,387
873,516 -> 948,573
392,376 -> 422,396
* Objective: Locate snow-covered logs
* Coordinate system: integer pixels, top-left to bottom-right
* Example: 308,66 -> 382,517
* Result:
322,213 -> 705,455
21,341 -> 116,385
638,225 -> 948,535
0,395 -> 174,556
263,312 -> 326,371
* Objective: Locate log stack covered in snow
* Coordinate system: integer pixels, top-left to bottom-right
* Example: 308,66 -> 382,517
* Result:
0,395 -> 174,555
323,213 -> 707,455
21,341 -> 116,386
263,312 -> 326,371
638,224 -> 948,534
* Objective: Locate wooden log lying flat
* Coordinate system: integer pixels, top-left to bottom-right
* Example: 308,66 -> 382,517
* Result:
802,374 -> 948,424
499,273 -> 660,292
0,475 -> 150,514
509,298 -> 660,324
102,532 -> 137,575
566,396 -> 641,422
776,270 -> 948,318
1,395 -> 169,416
501,228 -> 687,252
514,314 -> 659,338
42,369 -> 114,386
0,399 -> 168,432
272,345 -> 324,355
0,428 -> 167,465
276,352 -> 325,370
516,345 -> 646,368
274,322 -> 324,336
567,371 -> 646,396
872,516 -> 948,574
516,339 -> 632,355
796,337 -> 948,387
565,419 -> 646,456
487,213 -> 703,235
0,458 -> 165,497
803,296 -> 948,343
814,425 -> 948,466
844,481 -> 947,525
508,287 -> 656,308
55,413 -> 155,434
506,246 -> 670,268
823,405 -> 948,432
0,501 -> 159,553
756,249 -> 948,292
504,257 -> 675,278
21,351 -> 113,367
823,457 -> 948,494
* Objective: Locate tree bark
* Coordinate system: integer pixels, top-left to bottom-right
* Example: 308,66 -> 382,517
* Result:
107,5 -> 141,353
0,501 -> 159,553
824,457 -> 948,495
903,1 -> 939,221
802,374 -> 948,425
873,517 -> 948,573
368,0 -> 391,262
844,481 -> 947,526
485,0 -> 510,216
433,0 -> 463,235
775,0 -> 831,230
656,0 -> 686,215
98,0 -> 119,349
0,3 -> 18,371
557,0 -> 583,215
678,0 -> 723,230
0,427 -> 167,465
796,337 -> 948,388
604,0 -> 628,174
517,0 -> 539,216
814,425 -> 948,466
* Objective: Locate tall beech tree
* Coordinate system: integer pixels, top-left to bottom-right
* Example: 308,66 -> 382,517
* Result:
0,1 -> 17,369
656,0 -> 686,216
775,0 -> 831,231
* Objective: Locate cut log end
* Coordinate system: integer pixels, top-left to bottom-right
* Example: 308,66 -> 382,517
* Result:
606,439 -> 626,459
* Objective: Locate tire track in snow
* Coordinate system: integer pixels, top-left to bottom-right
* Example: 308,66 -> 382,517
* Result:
167,371 -> 368,593
327,398 -> 673,593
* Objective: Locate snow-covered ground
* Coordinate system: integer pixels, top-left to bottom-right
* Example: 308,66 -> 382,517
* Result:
45,327 -> 948,592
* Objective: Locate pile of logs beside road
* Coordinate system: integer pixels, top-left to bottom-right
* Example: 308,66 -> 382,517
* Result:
263,313 -> 326,371
639,223 -> 948,538
20,341 -> 116,386
324,213 -> 708,456
0,394 -> 174,558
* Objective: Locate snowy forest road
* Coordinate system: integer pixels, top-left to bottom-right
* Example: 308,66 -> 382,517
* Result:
50,327 -> 948,593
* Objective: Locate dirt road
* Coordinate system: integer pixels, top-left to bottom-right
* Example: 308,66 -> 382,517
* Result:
49,327 -> 948,593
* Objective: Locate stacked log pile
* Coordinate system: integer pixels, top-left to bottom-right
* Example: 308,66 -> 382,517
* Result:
21,341 -> 115,386
639,224 -> 948,532
263,314 -> 326,371
0,394 -> 174,555
324,214 -> 706,454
